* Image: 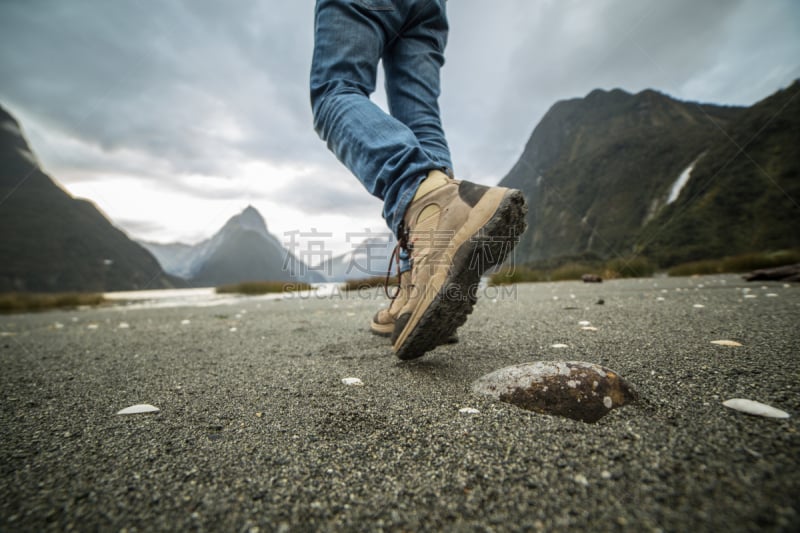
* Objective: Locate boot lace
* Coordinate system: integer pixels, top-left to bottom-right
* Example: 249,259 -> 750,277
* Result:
384,226 -> 412,300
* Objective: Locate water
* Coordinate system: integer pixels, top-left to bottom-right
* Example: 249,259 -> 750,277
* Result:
104,283 -> 344,310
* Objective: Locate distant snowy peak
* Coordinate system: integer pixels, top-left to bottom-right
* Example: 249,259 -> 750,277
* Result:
139,205 -> 323,284
224,205 -> 268,235
320,234 -> 397,282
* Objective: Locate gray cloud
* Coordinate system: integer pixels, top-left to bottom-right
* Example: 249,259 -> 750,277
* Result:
1,0 -> 797,229
0,0 -> 322,178
443,0 -> 800,179
271,171 -> 382,218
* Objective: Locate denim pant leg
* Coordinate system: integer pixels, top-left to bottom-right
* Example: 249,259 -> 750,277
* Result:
383,2 -> 453,177
310,0 -> 450,236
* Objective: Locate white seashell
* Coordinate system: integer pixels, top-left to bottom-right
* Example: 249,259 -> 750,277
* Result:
711,340 -> 742,347
181,319 -> 191,325
459,407 -> 480,415
87,324 -> 99,330
656,296 -> 665,302
117,404 -> 160,415
693,304 -> 705,308
744,294 -> 757,299
722,399 -> 789,419
54,322 -> 64,329
118,322 -> 130,329
574,474 -> 589,487
578,320 -> 591,326
341,377 -> 363,386
550,343 -> 569,348
229,327 -> 237,332
581,326 -> 598,331
766,293 -> 778,298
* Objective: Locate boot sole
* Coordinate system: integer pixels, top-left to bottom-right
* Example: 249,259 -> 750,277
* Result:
372,320 -> 459,343
393,189 -> 527,360
370,322 -> 393,337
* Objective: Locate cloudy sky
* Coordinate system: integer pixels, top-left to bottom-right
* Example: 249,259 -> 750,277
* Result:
1,0 -> 798,256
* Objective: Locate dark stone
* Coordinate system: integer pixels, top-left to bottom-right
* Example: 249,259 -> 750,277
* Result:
743,263 -> 800,282
472,361 -> 638,423
582,274 -> 603,283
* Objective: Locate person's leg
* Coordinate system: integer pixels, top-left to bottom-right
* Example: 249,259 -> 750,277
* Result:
310,0 -> 440,236
382,0 -> 452,178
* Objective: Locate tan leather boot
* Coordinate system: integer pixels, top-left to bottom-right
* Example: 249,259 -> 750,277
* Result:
391,170 -> 527,360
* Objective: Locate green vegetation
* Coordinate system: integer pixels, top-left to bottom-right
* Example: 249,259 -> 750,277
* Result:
489,255 -> 655,285
667,250 -> 800,277
0,292 -> 106,314
340,276 -> 392,292
215,281 -> 313,295
489,267 -> 549,285
491,249 -> 798,284
604,256 -> 657,278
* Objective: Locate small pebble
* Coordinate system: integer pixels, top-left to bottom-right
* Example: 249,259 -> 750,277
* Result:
722,398 -> 789,419
574,474 -> 589,487
341,377 -> 363,386
711,340 -> 742,347
459,407 -> 480,415
116,404 -> 160,415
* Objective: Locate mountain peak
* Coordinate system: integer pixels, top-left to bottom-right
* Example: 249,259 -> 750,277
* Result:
230,205 -> 268,233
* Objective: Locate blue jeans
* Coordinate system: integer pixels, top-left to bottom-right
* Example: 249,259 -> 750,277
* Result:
310,0 -> 452,237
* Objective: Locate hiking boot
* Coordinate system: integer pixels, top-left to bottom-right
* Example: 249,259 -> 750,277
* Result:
391,170 -> 527,360
369,301 -> 458,344
370,269 -> 412,338
370,258 -> 459,343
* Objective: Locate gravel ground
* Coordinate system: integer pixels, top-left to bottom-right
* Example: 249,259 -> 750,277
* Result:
0,275 -> 798,532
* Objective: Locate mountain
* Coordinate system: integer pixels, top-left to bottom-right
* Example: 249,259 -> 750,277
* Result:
637,81 -> 800,265
317,234 -> 396,282
141,206 -> 326,286
136,241 -> 195,279
0,104 -> 180,292
500,87 -> 746,264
